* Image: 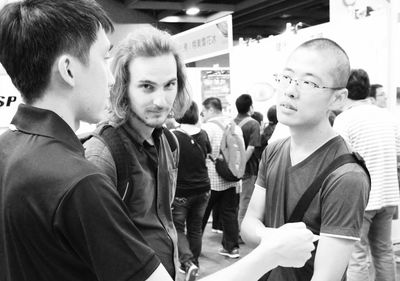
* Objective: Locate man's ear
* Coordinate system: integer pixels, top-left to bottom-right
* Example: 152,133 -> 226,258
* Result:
57,55 -> 75,87
329,88 -> 348,111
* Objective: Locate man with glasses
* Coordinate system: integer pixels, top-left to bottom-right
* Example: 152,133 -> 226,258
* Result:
241,38 -> 370,281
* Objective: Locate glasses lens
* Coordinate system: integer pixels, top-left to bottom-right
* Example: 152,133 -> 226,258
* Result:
274,74 -> 290,89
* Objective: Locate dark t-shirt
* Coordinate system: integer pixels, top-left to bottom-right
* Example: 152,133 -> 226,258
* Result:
256,136 -> 370,281
173,129 -> 211,196
0,105 -> 159,281
234,116 -> 261,176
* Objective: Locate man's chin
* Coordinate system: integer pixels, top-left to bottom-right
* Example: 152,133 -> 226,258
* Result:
144,117 -> 167,128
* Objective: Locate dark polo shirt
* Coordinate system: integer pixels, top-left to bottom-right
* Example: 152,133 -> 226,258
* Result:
0,104 -> 160,281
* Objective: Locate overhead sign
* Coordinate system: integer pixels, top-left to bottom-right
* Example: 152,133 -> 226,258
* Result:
173,15 -> 233,63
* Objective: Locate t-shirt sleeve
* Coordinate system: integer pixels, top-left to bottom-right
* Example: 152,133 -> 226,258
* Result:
248,122 -> 261,147
54,174 -> 160,281
255,149 -> 268,189
319,164 -> 370,240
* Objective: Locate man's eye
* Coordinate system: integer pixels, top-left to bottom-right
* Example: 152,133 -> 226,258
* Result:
302,80 -> 318,88
166,81 -> 177,88
141,84 -> 154,90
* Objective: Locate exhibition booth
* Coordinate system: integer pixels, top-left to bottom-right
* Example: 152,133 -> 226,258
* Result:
0,0 -> 399,240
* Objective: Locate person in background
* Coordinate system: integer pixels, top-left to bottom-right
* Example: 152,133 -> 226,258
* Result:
201,97 -> 242,258
242,38 -> 370,281
172,101 -> 211,280
234,94 -> 261,234
252,110 -> 266,162
251,111 -> 264,127
259,105 -> 278,155
334,69 -> 400,281
369,84 -> 387,108
0,1 -> 316,280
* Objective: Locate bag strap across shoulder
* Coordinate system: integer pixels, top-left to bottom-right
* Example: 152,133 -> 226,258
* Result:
288,152 -> 370,223
208,119 -> 226,132
238,116 -> 253,128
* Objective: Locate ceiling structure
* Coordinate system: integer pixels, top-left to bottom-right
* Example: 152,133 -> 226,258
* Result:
104,0 -> 330,41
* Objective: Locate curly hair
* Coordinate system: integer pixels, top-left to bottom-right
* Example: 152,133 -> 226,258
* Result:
108,25 -> 191,126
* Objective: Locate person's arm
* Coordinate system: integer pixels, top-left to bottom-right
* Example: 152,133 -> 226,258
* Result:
241,185 -> 315,262
245,145 -> 255,163
244,122 -> 260,163
200,221 -> 314,281
241,185 -> 268,246
311,236 -> 355,281
310,166 -> 370,281
56,174 -> 164,281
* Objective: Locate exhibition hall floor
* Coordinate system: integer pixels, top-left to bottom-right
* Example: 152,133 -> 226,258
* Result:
177,223 -> 400,281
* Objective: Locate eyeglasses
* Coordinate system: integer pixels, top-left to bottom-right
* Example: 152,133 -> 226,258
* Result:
273,74 -> 344,92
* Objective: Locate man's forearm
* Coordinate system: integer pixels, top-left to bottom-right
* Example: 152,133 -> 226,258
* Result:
241,216 -> 267,247
199,243 -> 278,281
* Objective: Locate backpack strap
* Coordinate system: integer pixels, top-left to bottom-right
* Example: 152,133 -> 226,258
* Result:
208,119 -> 226,132
288,152 -> 370,223
80,125 -> 132,201
98,125 -> 132,200
238,116 -> 253,128
163,127 -> 179,167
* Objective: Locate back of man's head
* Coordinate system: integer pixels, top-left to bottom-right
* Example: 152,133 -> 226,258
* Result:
235,94 -> 253,114
0,0 -> 113,104
202,97 -> 222,112
347,69 -> 370,101
267,105 -> 278,124
296,38 -> 351,88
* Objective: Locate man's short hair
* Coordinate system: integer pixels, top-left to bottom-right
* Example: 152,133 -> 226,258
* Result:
176,101 -> 199,125
235,94 -> 253,114
296,38 -> 351,88
251,111 -> 263,125
369,84 -> 383,99
0,0 -> 113,104
202,97 -> 222,112
347,69 -> 370,101
267,105 -> 278,124
109,25 -> 191,126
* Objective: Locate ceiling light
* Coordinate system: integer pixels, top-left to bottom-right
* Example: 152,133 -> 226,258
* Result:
161,16 -> 181,23
186,7 -> 200,16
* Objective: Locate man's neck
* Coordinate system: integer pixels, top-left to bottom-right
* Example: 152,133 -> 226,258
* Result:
31,93 -> 79,131
342,98 -> 370,111
289,121 -> 337,165
237,113 -> 250,118
127,115 -> 155,144
206,113 -> 223,121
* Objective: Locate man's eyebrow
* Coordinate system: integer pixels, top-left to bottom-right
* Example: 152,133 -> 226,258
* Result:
108,44 -> 114,52
283,67 -> 294,72
137,80 -> 156,84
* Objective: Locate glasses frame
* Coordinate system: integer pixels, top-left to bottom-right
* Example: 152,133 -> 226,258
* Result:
273,73 -> 344,91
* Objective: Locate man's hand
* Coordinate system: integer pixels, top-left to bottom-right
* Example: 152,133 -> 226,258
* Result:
258,222 -> 315,268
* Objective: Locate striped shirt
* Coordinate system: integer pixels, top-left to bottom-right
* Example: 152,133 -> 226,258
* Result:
202,115 -> 241,192
334,103 -> 400,211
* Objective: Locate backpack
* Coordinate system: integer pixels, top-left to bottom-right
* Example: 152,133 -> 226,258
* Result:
81,124 -> 179,201
208,118 -> 250,182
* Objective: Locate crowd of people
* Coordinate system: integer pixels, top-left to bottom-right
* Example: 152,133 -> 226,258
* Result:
0,1 -> 399,281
